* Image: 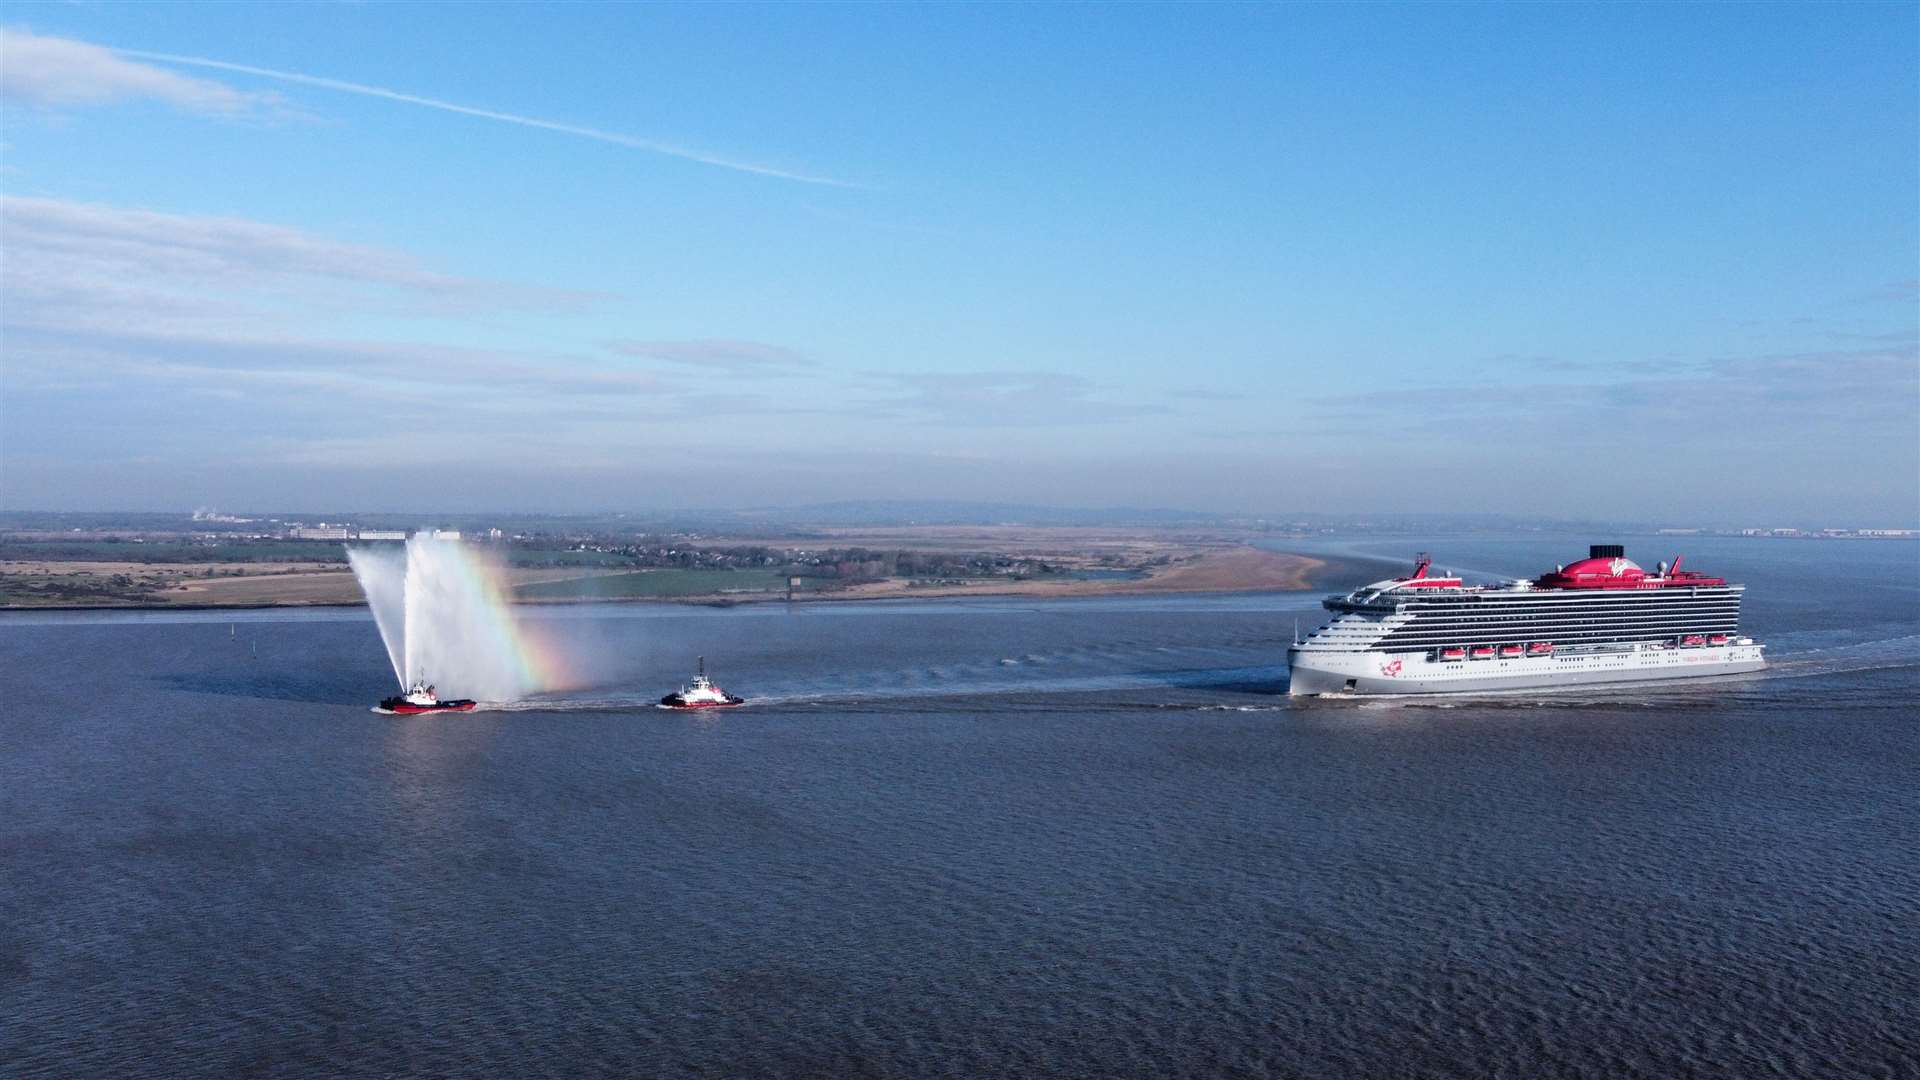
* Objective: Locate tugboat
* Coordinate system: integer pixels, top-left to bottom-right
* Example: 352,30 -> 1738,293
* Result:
658,657 -> 746,709
375,681 -> 477,715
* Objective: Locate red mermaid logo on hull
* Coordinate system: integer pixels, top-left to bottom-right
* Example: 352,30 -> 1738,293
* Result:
1379,659 -> 1403,677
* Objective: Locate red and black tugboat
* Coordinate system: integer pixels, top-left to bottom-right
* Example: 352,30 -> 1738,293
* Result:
376,681 -> 477,715
658,657 -> 746,709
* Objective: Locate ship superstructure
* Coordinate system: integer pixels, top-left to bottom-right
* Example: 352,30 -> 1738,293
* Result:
1287,545 -> 1766,695
658,657 -> 746,709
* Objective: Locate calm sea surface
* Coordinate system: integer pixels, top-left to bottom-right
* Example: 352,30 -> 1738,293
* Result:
3,535 -> 1915,1078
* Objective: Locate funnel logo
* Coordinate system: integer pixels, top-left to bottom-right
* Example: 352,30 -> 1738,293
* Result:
1379,659 -> 1403,677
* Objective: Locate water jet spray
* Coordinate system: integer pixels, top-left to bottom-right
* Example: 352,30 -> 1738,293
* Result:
347,534 -> 545,702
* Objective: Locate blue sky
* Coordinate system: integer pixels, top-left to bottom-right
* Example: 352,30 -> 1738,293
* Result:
1,2 -> 1914,524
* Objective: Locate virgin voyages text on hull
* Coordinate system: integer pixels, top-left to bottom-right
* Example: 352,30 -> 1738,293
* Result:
1287,545 -> 1766,695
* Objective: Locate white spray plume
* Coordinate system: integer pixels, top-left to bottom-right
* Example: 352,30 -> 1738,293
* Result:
346,534 -> 543,701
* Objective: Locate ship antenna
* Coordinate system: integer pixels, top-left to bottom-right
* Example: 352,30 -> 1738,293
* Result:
1294,618 -> 1301,646
698,655 -> 705,677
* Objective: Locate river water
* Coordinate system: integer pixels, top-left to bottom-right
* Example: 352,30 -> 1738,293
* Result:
2,535 -> 1914,1077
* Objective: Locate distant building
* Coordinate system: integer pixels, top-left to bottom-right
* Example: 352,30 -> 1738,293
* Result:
432,529 -> 462,540
191,508 -> 252,523
358,530 -> 407,541
291,526 -> 350,540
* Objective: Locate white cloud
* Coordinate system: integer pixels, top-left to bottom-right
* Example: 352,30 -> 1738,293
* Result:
0,28 -> 853,185
1865,279 -> 1920,303
608,339 -> 817,371
856,370 -> 1174,426
1309,344 -> 1920,440
0,194 -> 602,338
3,326 -> 674,406
112,43 -> 856,187
0,27 -> 275,114
0,194 -> 688,443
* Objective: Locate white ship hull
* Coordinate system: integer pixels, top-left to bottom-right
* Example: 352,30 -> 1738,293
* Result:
1288,641 -> 1766,696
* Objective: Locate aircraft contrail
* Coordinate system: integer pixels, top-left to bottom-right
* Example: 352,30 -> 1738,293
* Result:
115,47 -> 856,188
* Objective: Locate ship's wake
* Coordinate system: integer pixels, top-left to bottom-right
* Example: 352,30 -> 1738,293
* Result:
1761,632 -> 1920,679
423,629 -> 1917,716
470,653 -> 1293,713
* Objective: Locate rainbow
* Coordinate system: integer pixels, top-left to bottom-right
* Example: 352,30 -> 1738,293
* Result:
348,535 -> 579,702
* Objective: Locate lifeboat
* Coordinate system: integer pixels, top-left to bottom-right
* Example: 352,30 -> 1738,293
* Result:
376,681 -> 477,715
1528,642 -> 1554,655
659,657 -> 746,709
1469,646 -> 1496,660
1498,644 -> 1524,658
1438,646 -> 1468,661
1680,634 -> 1707,648
1708,634 -> 1731,646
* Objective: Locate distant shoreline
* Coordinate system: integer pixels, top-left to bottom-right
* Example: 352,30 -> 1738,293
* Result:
0,545 -> 1325,612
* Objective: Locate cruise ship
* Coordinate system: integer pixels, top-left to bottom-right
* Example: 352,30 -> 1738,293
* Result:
1287,545 -> 1766,695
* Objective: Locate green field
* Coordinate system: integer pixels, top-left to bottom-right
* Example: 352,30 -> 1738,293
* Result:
0,540 -> 352,563
514,569 -> 792,599
504,549 -> 644,568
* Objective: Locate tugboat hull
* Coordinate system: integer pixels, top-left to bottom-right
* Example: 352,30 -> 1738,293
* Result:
375,699 -> 477,715
657,695 -> 745,710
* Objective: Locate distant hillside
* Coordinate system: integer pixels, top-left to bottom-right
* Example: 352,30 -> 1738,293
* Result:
726,501 -> 1231,528
8,505 -> 1853,536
